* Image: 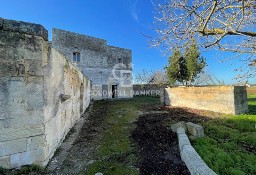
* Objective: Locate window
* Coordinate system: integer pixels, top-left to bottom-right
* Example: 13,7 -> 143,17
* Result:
73,52 -> 80,62
117,58 -> 122,64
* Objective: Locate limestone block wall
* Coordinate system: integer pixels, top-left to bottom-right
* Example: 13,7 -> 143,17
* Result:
133,84 -> 166,96
44,48 -> 91,161
0,18 -> 90,169
162,86 -> 248,115
52,28 -> 133,99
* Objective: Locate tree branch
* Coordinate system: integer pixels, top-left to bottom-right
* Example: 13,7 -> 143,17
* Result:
202,0 -> 218,32
198,28 -> 256,37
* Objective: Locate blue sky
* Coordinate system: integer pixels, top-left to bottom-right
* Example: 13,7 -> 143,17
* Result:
0,0 -> 254,84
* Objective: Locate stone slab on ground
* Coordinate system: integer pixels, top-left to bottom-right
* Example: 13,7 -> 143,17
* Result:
178,133 -> 191,152
181,145 -> 216,175
171,121 -> 186,133
186,122 -> 204,137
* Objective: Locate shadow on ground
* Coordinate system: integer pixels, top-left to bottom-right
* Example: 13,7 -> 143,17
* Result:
131,107 -> 213,175
248,97 -> 256,115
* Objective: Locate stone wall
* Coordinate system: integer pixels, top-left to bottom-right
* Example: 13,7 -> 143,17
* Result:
247,86 -> 256,95
52,28 -> 133,99
162,86 -> 248,115
0,18 -> 90,168
176,127 -> 216,175
133,84 -> 166,96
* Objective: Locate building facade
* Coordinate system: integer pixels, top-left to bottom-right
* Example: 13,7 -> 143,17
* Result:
52,29 -> 133,99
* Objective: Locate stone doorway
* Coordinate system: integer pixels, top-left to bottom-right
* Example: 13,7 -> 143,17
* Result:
112,85 -> 118,98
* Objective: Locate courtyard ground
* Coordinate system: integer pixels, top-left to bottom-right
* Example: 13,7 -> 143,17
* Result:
49,96 -> 190,175
1,95 -> 255,175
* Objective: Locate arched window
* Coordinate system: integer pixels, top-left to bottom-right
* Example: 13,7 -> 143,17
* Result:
73,52 -> 81,62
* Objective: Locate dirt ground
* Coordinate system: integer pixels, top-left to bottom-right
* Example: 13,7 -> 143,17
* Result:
131,106 -> 218,175
46,98 -> 218,175
132,113 -> 189,175
47,100 -> 110,174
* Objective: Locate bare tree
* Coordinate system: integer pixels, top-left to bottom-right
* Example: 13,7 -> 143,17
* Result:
152,0 -> 256,81
193,69 -> 226,85
153,70 -> 170,84
135,69 -> 168,84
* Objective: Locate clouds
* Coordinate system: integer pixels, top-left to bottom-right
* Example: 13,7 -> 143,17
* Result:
130,0 -> 140,23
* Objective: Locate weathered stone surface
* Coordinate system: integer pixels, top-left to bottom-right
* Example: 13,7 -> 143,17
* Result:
0,17 -> 3,29
26,59 -> 44,76
186,122 -> 204,137
0,17 -> 97,169
10,147 -> 47,168
176,127 -> 216,175
95,173 -> 104,175
171,121 -> 186,133
27,135 -> 46,150
52,28 -> 107,52
160,89 -> 165,104
176,127 -> 186,134
60,94 -> 71,102
2,18 -> 48,41
0,156 -> 10,169
196,165 -> 217,175
0,77 -> 44,128
181,145 -> 216,175
0,59 -> 45,77
162,86 -> 248,115
0,138 -> 27,157
0,125 -> 44,142
178,133 -> 191,152
188,135 -> 197,141
0,63 -> 17,77
43,45 -> 91,165
0,32 -> 45,63
234,86 -> 248,114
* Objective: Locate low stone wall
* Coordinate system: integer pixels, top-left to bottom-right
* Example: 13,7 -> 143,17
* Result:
161,86 -> 248,115
0,18 -> 90,168
177,127 -> 216,175
133,84 -> 166,96
247,86 -> 256,95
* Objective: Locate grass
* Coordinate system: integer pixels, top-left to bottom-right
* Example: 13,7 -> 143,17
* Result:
0,164 -> 47,175
192,94 -> 256,175
248,94 -> 256,114
86,96 -> 160,175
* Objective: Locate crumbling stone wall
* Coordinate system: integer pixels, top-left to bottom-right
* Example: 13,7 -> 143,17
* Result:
161,86 -> 248,115
0,18 -> 90,169
52,29 -> 133,99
